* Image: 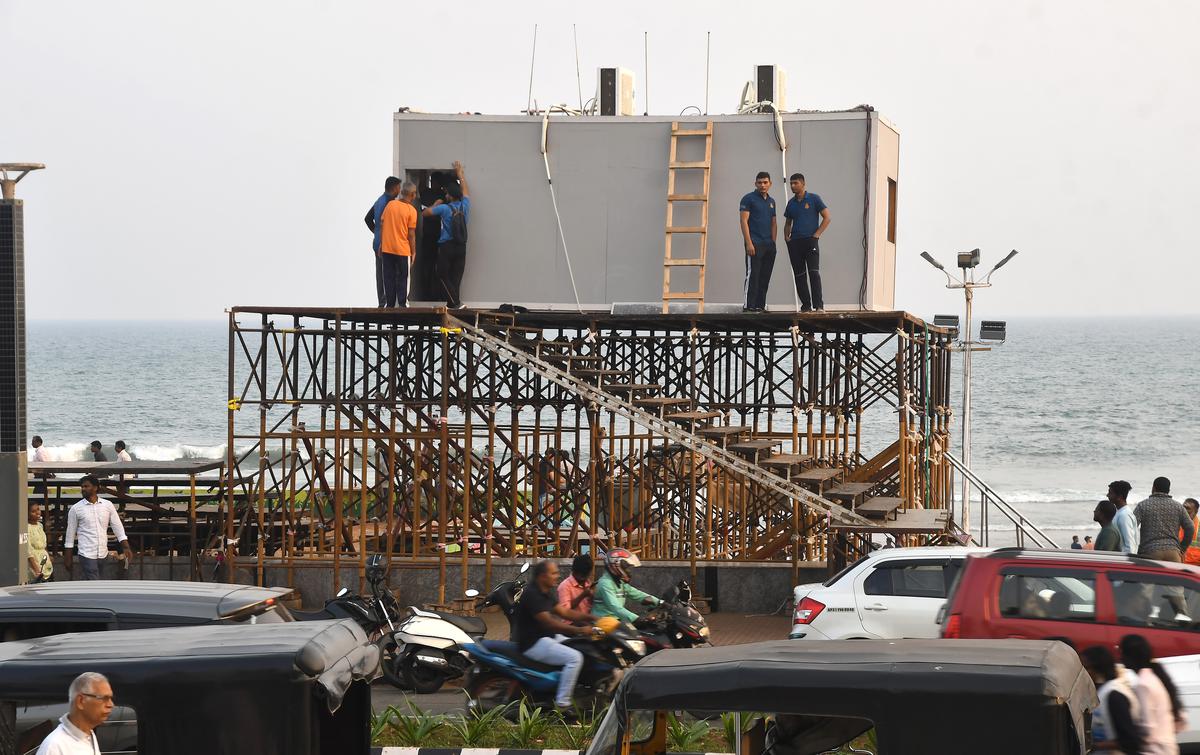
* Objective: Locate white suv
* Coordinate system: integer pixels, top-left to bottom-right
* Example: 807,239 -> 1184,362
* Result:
790,546 -> 993,640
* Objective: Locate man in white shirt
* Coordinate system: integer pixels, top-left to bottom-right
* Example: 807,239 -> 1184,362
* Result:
63,475 -> 132,580
30,435 -> 53,493
36,672 -> 113,755
1108,480 -> 1139,554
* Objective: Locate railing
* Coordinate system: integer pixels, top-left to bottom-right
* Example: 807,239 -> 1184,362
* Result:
946,452 -> 1058,549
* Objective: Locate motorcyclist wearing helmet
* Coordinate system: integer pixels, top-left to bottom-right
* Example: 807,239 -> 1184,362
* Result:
593,548 -> 662,623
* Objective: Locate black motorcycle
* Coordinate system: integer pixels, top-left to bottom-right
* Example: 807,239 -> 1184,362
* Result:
634,580 -> 711,651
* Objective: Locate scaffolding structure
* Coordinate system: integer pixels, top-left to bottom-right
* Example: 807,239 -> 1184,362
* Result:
224,307 -> 955,600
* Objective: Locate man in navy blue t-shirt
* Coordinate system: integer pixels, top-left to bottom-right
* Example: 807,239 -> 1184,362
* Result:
738,171 -> 778,311
782,173 -> 830,311
422,161 -> 470,308
364,176 -> 402,307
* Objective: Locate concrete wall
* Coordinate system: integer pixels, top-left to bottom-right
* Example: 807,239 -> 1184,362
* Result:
51,556 -> 823,616
394,111 -> 898,311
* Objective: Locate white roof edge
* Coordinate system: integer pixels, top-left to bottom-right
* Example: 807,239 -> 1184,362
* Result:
393,110 -> 879,125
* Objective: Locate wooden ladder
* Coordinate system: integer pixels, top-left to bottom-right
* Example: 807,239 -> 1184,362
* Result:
661,121 -> 713,313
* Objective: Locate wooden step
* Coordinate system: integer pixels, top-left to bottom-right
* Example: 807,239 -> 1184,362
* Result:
793,467 -> 846,495
666,410 -> 722,424
671,127 -> 712,137
665,226 -> 707,234
759,453 -> 813,469
668,194 -> 709,201
668,161 -> 711,169
663,258 -> 706,266
605,383 -> 661,394
663,291 -> 703,299
728,439 -> 782,456
699,425 -> 751,439
634,397 -> 691,409
859,496 -> 903,521
825,482 -> 875,508
575,369 -> 628,379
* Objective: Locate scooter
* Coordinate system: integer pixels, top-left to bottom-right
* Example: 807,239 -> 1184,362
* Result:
389,589 -> 488,693
634,580 -> 711,651
461,619 -> 646,713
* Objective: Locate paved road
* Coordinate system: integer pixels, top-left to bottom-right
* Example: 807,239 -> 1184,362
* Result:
370,611 -> 790,714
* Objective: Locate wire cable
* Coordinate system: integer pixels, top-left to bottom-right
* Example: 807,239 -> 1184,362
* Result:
541,106 -> 584,312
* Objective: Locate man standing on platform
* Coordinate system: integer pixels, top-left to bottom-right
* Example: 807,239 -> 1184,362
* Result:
364,176 -> 403,307
1134,477 -> 1193,561
379,182 -> 419,307
782,173 -> 830,312
63,475 -> 133,580
739,171 -> 777,312
423,161 -> 470,309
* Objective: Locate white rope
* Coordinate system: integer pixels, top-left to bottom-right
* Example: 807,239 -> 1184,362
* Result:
541,106 -> 583,312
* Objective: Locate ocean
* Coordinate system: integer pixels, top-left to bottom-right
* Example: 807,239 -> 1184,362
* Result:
24,317 -> 1200,547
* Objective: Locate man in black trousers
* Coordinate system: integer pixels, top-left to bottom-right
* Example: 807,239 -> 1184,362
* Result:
783,173 -> 831,312
738,171 -> 777,311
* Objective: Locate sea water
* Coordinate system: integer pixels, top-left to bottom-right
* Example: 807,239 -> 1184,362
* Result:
25,317 -> 1200,546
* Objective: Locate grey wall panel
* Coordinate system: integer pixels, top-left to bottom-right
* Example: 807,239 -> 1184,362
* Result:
394,113 -> 893,310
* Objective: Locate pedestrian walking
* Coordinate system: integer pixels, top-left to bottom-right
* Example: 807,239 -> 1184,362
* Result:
1083,535 -> 1095,550
88,441 -> 106,462
27,502 -> 52,583
35,672 -> 114,755
1071,535 -> 1083,550
63,475 -> 133,580
1134,477 -> 1194,562
1093,500 -> 1122,552
30,435 -> 53,493
1081,646 -> 1144,755
422,161 -> 470,308
739,171 -> 777,311
782,173 -> 830,312
378,182 -> 419,307
114,440 -> 131,463
364,176 -> 403,307
1120,634 -> 1185,754
1184,498 -> 1200,565
1109,480 -> 1138,554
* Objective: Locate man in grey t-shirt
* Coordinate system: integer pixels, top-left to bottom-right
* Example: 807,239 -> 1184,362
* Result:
1134,476 -> 1194,561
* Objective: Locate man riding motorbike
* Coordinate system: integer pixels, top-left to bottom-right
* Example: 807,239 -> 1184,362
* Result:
593,549 -> 662,623
514,560 -> 597,713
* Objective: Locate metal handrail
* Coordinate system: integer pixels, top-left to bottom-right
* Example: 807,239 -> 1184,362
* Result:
946,451 -> 1058,548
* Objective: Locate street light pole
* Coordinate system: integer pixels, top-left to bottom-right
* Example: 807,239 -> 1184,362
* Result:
920,248 -> 1017,540
1,163 -> 44,586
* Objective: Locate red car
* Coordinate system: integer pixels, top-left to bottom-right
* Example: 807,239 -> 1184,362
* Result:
941,548 -> 1200,657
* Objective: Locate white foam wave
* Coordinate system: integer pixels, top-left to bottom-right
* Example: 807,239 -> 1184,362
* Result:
31,443 -> 231,462
991,489 -> 1095,504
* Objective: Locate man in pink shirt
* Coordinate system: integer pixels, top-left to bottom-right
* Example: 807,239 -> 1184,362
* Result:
557,554 -> 595,621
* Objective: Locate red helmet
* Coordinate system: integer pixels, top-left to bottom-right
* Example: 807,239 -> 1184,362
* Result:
604,548 -> 641,583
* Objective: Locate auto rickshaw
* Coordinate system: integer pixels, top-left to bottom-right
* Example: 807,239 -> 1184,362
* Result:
586,639 -> 1095,755
0,618 -> 379,755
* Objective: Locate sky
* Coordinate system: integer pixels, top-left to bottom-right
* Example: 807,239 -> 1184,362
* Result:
3,0 -> 1199,321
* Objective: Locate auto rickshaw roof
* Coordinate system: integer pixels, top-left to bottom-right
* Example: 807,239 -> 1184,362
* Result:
0,618 -> 379,712
615,639 -> 1094,755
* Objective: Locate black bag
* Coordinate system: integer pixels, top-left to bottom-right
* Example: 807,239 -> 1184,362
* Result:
449,201 -> 468,243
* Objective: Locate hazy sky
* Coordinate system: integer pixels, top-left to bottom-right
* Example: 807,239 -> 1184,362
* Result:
3,0 -> 1199,321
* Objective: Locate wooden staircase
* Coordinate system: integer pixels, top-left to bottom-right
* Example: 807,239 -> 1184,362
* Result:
661,122 -> 713,313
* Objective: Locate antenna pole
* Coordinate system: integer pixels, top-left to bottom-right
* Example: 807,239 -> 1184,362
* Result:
643,31 -> 649,116
526,24 -> 538,115
704,31 -> 711,116
573,25 -> 583,112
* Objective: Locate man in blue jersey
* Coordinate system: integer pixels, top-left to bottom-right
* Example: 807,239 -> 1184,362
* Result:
782,173 -> 831,312
739,171 -> 777,311
364,176 -> 402,307
423,161 -> 470,309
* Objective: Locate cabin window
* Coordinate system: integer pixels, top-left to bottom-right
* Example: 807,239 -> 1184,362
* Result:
886,178 -> 898,244
863,561 -> 951,598
14,700 -> 139,754
1110,572 -> 1200,631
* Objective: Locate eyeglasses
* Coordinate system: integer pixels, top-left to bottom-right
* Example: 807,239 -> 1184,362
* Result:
80,692 -> 115,704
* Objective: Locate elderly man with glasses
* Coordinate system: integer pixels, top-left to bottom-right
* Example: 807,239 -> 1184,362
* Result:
36,672 -> 115,754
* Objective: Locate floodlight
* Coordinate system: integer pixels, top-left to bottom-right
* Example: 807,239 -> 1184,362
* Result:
933,314 -> 960,338
956,249 -> 981,270
979,320 -> 1007,342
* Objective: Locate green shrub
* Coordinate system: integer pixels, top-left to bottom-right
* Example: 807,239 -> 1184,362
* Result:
509,700 -> 554,748
448,702 -> 513,746
666,714 -> 710,752
389,703 -> 446,746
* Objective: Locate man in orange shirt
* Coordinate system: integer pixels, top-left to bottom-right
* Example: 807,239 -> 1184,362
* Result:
1184,498 -> 1200,565
379,182 -> 419,307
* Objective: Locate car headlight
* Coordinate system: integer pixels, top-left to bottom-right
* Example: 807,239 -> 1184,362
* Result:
698,625 -> 710,639
626,639 -> 647,656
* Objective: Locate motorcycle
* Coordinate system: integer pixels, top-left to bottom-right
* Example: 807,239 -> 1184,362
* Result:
462,619 -> 646,714
478,562 -> 530,639
390,591 -> 487,693
634,580 -> 711,651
